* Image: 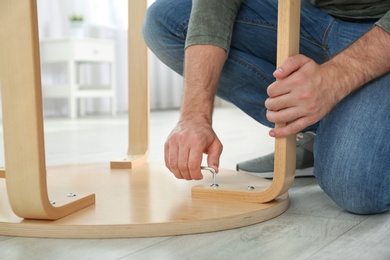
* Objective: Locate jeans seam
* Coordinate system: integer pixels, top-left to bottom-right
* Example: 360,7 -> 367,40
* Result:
236,19 -> 330,62
321,18 -> 336,58
236,19 -> 277,31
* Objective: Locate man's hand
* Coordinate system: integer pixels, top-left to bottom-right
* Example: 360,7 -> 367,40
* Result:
164,119 -> 223,180
165,44 -> 226,180
265,55 -> 340,137
266,26 -> 390,138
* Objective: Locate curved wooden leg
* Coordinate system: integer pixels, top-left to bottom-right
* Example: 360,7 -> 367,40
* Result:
192,0 -> 300,203
0,0 -> 95,220
111,1 -> 149,169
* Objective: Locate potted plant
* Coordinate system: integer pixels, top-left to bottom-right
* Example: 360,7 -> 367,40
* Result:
69,14 -> 84,37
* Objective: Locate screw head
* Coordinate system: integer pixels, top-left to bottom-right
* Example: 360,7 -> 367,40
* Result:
246,186 -> 255,190
67,193 -> 77,197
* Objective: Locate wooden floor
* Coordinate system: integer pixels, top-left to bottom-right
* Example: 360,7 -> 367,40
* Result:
0,107 -> 388,259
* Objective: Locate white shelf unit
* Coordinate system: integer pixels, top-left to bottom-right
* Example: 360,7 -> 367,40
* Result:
40,38 -> 117,118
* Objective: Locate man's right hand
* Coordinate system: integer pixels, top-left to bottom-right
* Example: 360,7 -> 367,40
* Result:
165,44 -> 226,180
164,119 -> 223,180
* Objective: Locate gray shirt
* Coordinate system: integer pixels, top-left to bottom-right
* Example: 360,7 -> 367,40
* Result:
186,0 -> 390,53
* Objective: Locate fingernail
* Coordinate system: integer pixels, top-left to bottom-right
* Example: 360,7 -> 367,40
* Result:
269,130 -> 275,137
274,67 -> 283,74
209,165 -> 218,173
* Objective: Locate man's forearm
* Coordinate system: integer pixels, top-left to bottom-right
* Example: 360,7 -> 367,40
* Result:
324,25 -> 390,102
180,45 -> 227,124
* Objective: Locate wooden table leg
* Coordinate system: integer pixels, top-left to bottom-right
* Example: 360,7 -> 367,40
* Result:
0,0 -> 95,220
192,0 -> 300,203
111,1 -> 149,169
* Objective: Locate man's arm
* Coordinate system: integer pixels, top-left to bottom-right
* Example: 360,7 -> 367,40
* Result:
164,45 -> 225,180
186,0 -> 242,54
324,25 -> 390,96
165,0 -> 241,180
266,25 -> 390,137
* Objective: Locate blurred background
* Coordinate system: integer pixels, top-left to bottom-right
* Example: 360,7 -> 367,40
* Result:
37,0 -> 184,118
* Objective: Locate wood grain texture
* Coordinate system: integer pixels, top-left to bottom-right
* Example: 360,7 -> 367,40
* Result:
273,0 -> 300,199
0,163 -> 288,238
0,0 -> 95,220
111,0 -> 149,169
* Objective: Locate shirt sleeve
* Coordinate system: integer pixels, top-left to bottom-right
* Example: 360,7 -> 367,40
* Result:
185,0 -> 242,54
375,10 -> 390,34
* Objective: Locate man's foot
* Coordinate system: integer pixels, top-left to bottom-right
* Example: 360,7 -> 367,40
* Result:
236,132 -> 315,177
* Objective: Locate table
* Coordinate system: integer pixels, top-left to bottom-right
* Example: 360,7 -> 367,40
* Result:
0,0 -> 298,238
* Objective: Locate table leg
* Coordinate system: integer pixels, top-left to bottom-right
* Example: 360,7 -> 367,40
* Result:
0,0 -> 95,220
111,0 -> 149,169
192,0 -> 300,203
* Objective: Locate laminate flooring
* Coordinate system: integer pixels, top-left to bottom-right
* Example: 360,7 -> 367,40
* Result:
0,107 -> 388,260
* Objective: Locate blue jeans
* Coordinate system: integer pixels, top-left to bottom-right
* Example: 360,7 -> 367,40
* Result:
143,0 -> 390,214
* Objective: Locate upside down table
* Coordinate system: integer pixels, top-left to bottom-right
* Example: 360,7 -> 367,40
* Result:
0,0 -> 300,238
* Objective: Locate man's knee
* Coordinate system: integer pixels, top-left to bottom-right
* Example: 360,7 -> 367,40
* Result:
143,0 -> 190,44
142,1 -> 163,49
142,0 -> 189,74
314,159 -> 389,215
314,94 -> 390,215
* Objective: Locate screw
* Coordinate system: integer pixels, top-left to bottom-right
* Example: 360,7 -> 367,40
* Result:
246,186 -> 255,190
50,200 -> 56,205
201,166 -> 218,187
67,193 -> 77,197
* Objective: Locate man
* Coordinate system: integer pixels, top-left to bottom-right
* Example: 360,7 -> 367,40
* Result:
143,0 -> 390,214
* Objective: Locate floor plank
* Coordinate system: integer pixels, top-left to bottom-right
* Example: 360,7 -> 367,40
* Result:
124,213 -> 360,260
311,212 -> 390,260
0,236 -> 172,260
287,179 -> 369,221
